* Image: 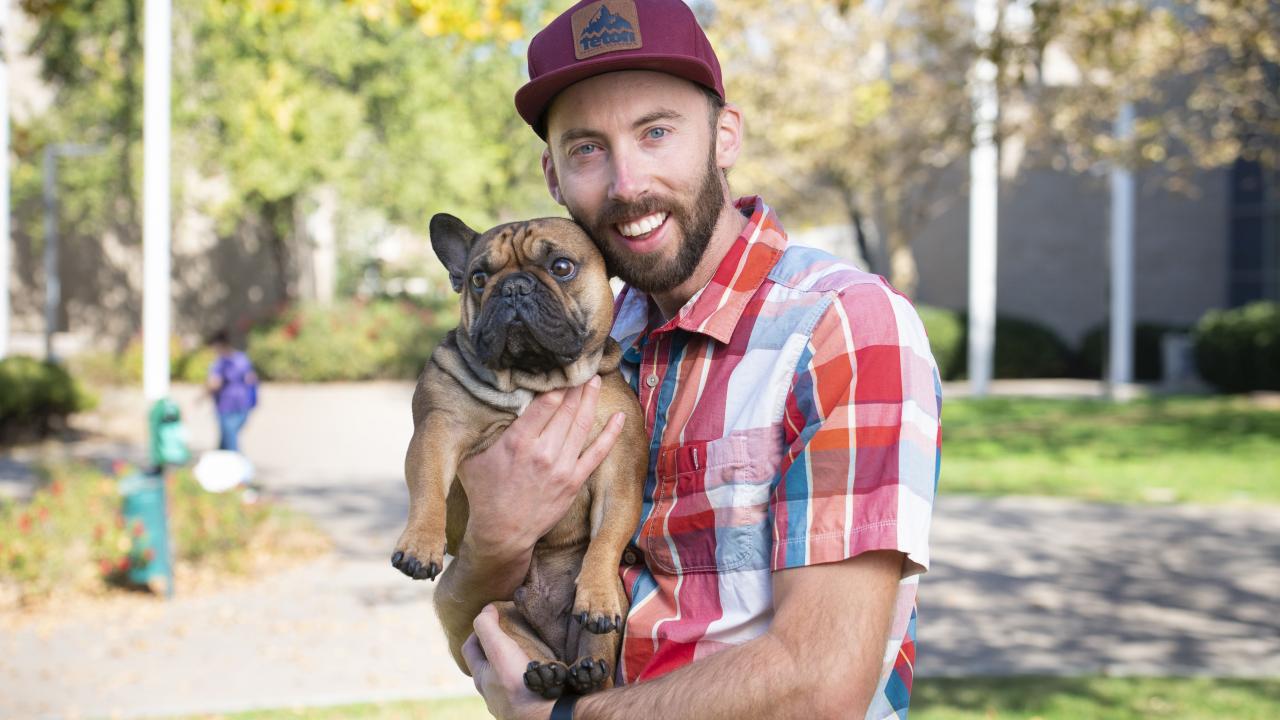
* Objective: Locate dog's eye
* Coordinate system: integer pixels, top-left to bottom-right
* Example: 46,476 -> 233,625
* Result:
469,271 -> 488,291
550,258 -> 576,279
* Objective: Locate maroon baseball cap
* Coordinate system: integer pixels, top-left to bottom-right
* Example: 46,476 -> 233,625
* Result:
515,0 -> 725,138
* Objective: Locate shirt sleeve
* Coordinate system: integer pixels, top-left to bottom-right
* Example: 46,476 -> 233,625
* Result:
770,280 -> 941,578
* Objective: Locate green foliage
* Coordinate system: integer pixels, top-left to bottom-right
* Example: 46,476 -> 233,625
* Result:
248,298 -> 457,381
913,676 -> 1280,720
0,463 -> 319,607
71,338 -> 218,386
1192,301 -> 1280,393
917,305 -> 964,382
193,677 -> 1280,720
18,0 -> 555,342
917,306 -> 1074,380
942,396 -> 1280,504
0,357 -> 97,440
1078,322 -> 1187,381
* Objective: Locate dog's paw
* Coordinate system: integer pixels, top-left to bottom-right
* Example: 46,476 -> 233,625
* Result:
571,583 -> 624,634
566,657 -> 610,695
524,660 -> 570,699
390,548 -> 443,580
390,527 -> 446,580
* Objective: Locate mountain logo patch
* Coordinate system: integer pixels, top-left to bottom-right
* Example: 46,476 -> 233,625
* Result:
572,0 -> 643,60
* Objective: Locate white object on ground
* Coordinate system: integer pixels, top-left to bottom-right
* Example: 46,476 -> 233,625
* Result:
193,450 -> 255,492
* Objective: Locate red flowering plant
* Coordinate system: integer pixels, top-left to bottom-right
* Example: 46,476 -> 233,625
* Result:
0,462 -> 305,609
0,464 -> 134,605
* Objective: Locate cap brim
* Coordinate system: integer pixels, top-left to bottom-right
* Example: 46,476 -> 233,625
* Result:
516,53 -> 721,138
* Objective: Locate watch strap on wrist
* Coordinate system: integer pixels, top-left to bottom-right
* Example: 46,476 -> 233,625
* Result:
550,693 -> 581,720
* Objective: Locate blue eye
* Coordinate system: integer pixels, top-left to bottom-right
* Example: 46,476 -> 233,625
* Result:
574,143 -> 599,156
646,128 -> 667,140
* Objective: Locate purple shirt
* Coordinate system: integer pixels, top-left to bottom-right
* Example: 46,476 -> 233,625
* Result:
209,351 -> 256,414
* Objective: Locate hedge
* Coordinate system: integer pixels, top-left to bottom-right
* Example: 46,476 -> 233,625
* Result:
71,338 -> 217,386
0,357 -> 97,441
1077,322 -> 1187,382
247,299 -> 458,382
917,306 -> 1074,380
1192,301 -> 1280,393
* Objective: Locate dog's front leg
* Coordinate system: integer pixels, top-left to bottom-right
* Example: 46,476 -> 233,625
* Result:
392,411 -> 462,581
565,431 -> 646,693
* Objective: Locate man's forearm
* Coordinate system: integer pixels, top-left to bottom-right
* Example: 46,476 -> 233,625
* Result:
572,631 -> 869,720
433,537 -> 532,669
570,553 -> 902,720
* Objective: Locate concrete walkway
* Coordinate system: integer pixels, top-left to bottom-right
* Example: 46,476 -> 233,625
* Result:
1,382 -> 1278,718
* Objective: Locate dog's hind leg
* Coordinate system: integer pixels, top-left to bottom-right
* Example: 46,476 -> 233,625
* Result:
565,578 -> 624,695
492,600 -> 573,700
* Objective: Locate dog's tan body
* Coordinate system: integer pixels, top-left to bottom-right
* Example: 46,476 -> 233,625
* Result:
392,215 -> 647,698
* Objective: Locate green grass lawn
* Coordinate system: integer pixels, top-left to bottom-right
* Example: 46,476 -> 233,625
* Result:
941,395 -> 1280,504
184,677 -> 1280,719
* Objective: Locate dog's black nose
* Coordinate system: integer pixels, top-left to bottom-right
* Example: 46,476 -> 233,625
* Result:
500,272 -> 537,297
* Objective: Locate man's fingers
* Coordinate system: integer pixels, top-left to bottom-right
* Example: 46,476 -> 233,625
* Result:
462,632 -> 486,686
538,379 -> 590,445
574,411 -> 625,478
474,604 -> 534,678
557,375 -> 602,453
514,389 -> 566,436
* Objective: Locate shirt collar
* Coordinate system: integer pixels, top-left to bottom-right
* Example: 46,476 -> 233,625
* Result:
612,196 -> 787,348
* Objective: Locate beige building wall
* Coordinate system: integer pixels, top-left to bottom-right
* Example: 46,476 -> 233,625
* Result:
911,163 -> 1231,346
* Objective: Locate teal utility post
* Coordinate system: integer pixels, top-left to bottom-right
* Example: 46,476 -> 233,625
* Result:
120,398 -> 189,597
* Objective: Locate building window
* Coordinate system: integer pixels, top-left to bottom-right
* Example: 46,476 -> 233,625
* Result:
1229,158 -> 1280,306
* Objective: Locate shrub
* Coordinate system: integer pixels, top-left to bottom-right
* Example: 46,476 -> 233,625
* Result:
248,298 -> 457,382
1077,323 -> 1187,382
1192,301 -> 1280,393
0,463 -> 324,608
918,305 -> 964,381
71,338 -> 215,386
915,306 -> 1074,380
0,357 -> 97,441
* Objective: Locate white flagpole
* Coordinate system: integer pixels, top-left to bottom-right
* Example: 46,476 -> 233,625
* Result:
1,0 -> 11,360
143,0 -> 172,401
1108,101 -> 1136,398
967,0 -> 999,396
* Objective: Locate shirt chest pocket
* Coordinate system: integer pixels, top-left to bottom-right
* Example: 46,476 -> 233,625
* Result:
641,432 -> 776,575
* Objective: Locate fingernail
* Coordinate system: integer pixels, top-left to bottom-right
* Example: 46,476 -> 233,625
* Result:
613,412 -> 626,426
589,375 -> 601,388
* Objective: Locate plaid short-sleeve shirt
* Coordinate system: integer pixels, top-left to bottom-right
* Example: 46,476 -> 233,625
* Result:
612,197 -> 941,719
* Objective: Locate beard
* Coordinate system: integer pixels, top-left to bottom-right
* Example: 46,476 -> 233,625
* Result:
570,147 -> 725,294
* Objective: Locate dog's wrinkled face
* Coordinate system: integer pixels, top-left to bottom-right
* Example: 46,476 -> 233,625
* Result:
430,214 -> 615,373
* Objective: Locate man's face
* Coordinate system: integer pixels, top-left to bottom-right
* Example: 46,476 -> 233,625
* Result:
543,71 -> 728,293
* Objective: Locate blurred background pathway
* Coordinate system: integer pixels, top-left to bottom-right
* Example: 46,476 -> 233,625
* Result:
1,381 -> 1277,718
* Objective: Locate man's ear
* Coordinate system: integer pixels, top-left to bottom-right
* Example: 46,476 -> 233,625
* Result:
715,103 -> 744,172
542,148 -> 565,206
429,213 -> 479,293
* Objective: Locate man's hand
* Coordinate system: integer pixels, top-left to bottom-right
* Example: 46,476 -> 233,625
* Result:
458,375 -> 626,560
463,605 -> 555,720
434,375 -> 626,670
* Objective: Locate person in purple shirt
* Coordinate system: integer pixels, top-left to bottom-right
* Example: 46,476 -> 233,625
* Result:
206,330 -> 258,453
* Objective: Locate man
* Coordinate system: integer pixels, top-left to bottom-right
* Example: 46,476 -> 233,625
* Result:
434,2 -> 940,718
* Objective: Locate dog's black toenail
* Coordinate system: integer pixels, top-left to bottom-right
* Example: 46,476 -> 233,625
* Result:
391,551 -> 403,565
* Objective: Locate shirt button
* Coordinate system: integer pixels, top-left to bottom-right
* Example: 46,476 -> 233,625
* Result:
645,374 -> 659,388
622,546 -> 639,565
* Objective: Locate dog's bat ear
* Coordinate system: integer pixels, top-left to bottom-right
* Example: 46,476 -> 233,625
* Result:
430,213 -> 479,293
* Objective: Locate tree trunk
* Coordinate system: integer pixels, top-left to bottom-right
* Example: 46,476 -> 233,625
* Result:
840,187 -> 877,274
261,197 -> 295,305
887,226 -> 919,300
